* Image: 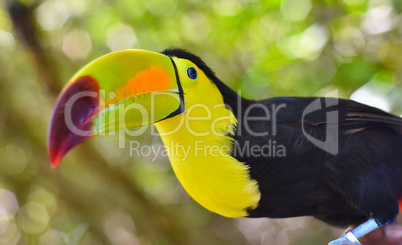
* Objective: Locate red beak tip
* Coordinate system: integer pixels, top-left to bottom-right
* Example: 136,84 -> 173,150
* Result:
47,76 -> 100,169
49,152 -> 62,168
50,160 -> 59,168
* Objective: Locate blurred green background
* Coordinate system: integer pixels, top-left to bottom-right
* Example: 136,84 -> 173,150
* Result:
1,0 -> 402,244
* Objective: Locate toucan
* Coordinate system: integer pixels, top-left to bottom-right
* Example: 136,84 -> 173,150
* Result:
48,48 -> 402,245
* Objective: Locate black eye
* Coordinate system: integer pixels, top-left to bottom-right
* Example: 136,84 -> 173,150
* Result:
187,67 -> 198,80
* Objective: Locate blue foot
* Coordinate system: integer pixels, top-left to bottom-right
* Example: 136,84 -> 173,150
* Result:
328,218 -> 381,245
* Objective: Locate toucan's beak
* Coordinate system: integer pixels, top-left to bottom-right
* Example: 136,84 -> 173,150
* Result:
48,50 -> 184,167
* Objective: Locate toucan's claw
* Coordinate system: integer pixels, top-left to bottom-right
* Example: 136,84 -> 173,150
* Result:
328,218 -> 382,245
328,235 -> 361,245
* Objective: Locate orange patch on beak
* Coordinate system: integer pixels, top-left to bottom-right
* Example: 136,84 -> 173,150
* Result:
108,66 -> 173,105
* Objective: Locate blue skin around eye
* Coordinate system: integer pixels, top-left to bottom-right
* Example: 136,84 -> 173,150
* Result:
187,67 -> 197,79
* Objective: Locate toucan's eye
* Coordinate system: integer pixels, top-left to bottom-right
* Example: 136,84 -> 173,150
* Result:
187,67 -> 198,80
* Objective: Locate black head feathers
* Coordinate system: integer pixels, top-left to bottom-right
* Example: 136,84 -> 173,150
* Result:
161,48 -> 219,83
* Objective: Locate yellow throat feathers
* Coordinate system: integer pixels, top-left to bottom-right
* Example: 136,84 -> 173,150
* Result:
155,69 -> 261,218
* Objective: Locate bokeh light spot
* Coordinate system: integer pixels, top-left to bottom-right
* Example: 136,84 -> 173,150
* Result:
145,0 -> 177,17
28,187 -> 58,217
0,189 -> 19,215
279,24 -> 328,60
62,29 -> 92,60
342,0 -> 367,6
0,143 -> 30,175
0,31 -> 15,49
39,229 -> 68,245
334,27 -> 365,57
362,5 -> 394,34
0,208 -> 10,235
280,0 -> 312,22
181,12 -> 210,42
379,40 -> 402,69
351,71 -> 394,111
106,24 -> 138,52
0,222 -> 21,245
17,202 -> 49,234
213,0 -> 243,16
104,212 -> 138,245
36,0 -> 69,31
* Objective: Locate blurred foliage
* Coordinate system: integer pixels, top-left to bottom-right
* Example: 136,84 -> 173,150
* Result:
0,0 -> 402,244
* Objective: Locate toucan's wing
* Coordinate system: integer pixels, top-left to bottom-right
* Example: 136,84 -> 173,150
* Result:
243,97 -> 402,226
342,99 -> 402,128
266,96 -> 402,131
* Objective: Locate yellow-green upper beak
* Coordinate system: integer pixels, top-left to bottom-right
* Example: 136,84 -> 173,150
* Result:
48,49 -> 184,167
